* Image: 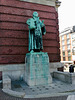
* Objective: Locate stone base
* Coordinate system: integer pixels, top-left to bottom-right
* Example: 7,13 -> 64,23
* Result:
24,52 -> 52,86
2,89 -> 25,98
3,75 -> 11,89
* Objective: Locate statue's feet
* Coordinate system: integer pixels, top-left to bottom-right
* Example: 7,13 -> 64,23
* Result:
30,50 -> 34,53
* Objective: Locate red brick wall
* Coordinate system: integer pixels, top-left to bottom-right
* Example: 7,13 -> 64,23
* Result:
0,0 -> 60,64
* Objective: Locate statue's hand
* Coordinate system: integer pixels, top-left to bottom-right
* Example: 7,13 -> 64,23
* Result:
27,18 -> 36,29
30,25 -> 36,29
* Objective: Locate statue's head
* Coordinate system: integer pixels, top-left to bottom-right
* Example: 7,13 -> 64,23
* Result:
33,12 -> 38,18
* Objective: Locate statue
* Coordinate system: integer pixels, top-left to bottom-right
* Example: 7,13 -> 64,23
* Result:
25,12 -> 52,86
26,12 -> 46,52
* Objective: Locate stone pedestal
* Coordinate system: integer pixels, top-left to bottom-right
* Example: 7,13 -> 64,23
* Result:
24,52 -> 52,86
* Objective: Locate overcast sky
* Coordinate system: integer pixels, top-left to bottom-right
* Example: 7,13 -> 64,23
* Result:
58,0 -> 75,32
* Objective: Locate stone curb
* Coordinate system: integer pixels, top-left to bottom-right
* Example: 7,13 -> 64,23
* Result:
2,88 -> 68,99
2,89 -> 25,98
2,88 -> 74,99
24,92 -> 69,98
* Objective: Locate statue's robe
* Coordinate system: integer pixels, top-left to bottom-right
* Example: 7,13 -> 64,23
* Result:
26,18 -> 46,52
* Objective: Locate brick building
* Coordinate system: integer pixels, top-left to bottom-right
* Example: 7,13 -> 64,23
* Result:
59,26 -> 75,63
0,0 -> 61,80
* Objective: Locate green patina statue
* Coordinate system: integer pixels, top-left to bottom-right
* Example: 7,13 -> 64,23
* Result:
26,12 -> 46,52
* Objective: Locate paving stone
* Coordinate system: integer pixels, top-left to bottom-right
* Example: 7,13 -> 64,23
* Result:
2,78 -> 75,99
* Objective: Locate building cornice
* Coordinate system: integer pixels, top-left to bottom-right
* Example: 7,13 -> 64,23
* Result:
20,0 -> 61,12
59,27 -> 73,37
20,0 -> 56,6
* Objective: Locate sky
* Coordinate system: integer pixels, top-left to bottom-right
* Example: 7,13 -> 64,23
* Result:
58,0 -> 75,32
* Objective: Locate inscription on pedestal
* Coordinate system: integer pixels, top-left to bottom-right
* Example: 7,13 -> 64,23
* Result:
24,52 -> 52,86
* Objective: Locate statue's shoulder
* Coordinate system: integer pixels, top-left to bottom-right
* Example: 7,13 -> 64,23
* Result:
26,18 -> 34,25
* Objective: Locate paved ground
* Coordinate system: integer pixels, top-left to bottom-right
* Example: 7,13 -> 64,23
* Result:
0,81 -> 68,100
1,78 -> 75,100
11,78 -> 75,98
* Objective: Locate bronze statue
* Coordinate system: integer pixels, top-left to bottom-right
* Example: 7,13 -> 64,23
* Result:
26,12 -> 46,52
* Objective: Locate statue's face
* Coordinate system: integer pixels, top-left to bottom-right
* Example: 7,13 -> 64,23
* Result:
33,12 -> 38,18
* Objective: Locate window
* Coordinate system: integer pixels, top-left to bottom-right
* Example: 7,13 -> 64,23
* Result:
72,41 -> 75,46
62,46 -> 65,50
68,50 -> 71,56
67,45 -> 70,50
72,48 -> 75,55
62,36 -> 64,40
63,57 -> 65,61
62,41 -> 64,45
63,51 -> 65,56
74,48 -> 75,51
66,34 -> 69,39
67,39 -> 70,44
74,52 -> 75,55
68,56 -> 71,61
72,33 -> 75,39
